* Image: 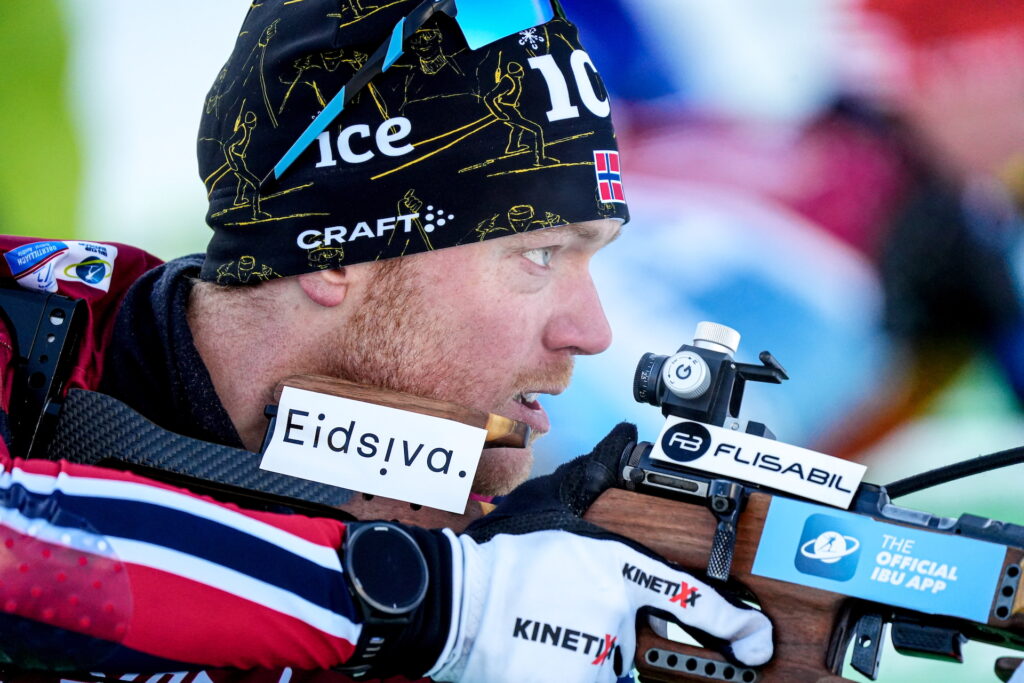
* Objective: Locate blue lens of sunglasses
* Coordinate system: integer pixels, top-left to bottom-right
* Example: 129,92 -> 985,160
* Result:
453,0 -> 556,50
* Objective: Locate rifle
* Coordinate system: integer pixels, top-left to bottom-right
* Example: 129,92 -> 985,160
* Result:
578,322 -> 1024,682
239,323 -> 1024,681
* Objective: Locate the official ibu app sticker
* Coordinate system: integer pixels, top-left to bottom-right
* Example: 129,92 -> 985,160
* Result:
752,497 -> 1006,623
795,514 -> 861,581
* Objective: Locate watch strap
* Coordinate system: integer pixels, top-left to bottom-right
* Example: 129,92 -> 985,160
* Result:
337,522 -> 451,679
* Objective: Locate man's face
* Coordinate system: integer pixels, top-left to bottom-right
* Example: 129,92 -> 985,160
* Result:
326,218 -> 620,496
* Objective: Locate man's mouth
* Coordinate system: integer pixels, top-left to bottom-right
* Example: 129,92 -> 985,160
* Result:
515,392 -> 541,409
504,390 -> 558,436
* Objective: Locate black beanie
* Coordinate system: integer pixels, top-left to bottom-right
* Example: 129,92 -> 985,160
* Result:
197,0 -> 628,284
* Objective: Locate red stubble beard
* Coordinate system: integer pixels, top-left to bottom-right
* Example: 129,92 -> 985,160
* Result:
321,259 -> 573,496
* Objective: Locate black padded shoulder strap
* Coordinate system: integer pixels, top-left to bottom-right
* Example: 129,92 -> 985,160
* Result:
47,389 -> 354,517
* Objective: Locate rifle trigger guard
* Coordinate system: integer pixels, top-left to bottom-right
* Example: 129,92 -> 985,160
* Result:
706,480 -> 744,581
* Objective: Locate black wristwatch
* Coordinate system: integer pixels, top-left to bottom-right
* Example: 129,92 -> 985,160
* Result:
337,522 -> 430,678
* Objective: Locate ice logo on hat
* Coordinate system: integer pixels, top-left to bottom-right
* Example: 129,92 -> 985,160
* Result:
795,513 -> 861,581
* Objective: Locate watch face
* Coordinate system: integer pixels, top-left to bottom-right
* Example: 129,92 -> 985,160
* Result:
346,524 -> 429,614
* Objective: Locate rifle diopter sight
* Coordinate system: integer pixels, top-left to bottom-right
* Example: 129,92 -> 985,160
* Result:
632,321 -> 787,432
624,322 -> 794,583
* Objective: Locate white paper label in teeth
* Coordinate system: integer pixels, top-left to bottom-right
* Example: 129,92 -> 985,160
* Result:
260,387 -> 486,513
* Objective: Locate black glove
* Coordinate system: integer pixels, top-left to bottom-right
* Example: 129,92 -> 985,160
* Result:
465,421 -> 637,540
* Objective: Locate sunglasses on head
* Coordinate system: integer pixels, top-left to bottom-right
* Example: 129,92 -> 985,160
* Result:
262,0 -> 561,188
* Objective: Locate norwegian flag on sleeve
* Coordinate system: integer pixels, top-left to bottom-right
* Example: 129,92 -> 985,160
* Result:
0,454 -> 361,672
593,150 -> 626,203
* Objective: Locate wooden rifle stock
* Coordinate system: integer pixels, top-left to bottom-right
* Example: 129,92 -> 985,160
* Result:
327,487 -> 854,681
583,488 -> 1024,682
585,489 -> 849,682
277,375 -> 530,447
272,377 -> 1024,681
231,471 -> 1024,681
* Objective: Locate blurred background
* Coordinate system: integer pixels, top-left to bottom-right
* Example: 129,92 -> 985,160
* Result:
4,1 -> 1023,679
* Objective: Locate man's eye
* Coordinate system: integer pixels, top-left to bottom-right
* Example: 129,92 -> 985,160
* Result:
522,247 -> 553,267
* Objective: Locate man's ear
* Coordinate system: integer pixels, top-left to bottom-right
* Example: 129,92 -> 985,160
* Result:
297,268 -> 349,307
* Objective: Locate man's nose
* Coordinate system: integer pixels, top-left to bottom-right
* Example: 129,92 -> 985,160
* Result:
543,273 -> 612,355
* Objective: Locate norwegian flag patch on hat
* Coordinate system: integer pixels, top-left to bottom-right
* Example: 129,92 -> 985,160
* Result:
593,150 -> 625,204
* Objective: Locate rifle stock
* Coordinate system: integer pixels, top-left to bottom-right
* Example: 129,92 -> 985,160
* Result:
327,489 -> 855,681
267,376 -> 1024,681
584,488 -> 1024,682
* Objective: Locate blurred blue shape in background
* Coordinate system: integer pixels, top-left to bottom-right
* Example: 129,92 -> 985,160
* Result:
558,0 -> 681,101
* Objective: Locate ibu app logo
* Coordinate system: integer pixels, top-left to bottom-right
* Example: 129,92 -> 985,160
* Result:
795,513 -> 862,581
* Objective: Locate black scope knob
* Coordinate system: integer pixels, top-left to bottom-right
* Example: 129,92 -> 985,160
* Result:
633,352 -> 666,406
